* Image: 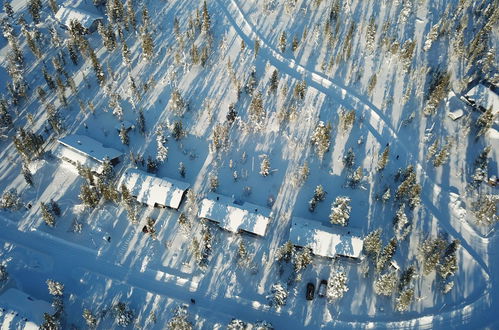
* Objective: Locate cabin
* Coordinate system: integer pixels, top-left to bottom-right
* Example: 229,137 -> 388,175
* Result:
0,288 -> 52,329
55,6 -> 103,33
53,134 -> 123,174
119,168 -> 190,209
197,193 -> 271,237
289,217 -> 364,260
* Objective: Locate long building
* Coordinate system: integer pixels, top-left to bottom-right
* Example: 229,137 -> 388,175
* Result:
119,168 -> 190,209
198,193 -> 271,237
289,217 -> 364,259
54,134 -> 123,173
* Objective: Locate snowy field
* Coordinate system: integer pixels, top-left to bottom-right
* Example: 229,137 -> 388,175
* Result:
0,0 -> 498,328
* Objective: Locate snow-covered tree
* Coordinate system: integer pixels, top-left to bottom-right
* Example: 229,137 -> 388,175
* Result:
311,121 -> 331,159
376,237 -> 397,273
156,127 -> 169,162
122,41 -> 131,67
3,1 -> 13,18
82,308 -> 97,328
395,288 -> 414,312
40,312 -> 60,330
382,188 -> 391,202
363,228 -> 382,257
343,148 -> 355,168
394,204 -> 409,239
267,283 -> 288,309
119,125 -> 129,145
79,184 -> 100,208
349,166 -> 363,186
275,241 -> 295,263
472,194 -> 498,225
22,162 -> 33,186
374,271 -> 398,296
293,247 -> 312,273
227,318 -> 247,330
172,120 -> 184,140
269,69 -> 279,94
209,172 -> 218,192
0,189 -> 21,210
438,239 -> 459,279
112,302 -> 134,327
418,236 -> 446,275
46,279 -> 64,296
476,106 -> 495,136
278,31 -> 287,52
141,27 -> 154,61
28,0 -> 42,24
399,265 -> 416,290
167,306 -> 192,330
0,264 -> 8,285
249,91 -> 265,124
377,146 -> 389,171
260,155 -> 271,176
327,271 -> 349,302
329,196 -> 351,226
41,202 -> 55,227
201,1 -> 210,32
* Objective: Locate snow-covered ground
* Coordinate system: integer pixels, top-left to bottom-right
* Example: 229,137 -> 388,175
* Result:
0,0 -> 497,328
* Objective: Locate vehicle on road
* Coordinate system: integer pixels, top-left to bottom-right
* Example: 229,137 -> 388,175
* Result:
306,282 -> 315,300
318,280 -> 327,297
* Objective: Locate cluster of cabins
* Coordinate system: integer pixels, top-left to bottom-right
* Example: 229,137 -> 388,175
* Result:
54,133 -> 365,261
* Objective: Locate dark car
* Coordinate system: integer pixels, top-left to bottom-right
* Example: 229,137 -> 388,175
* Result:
318,280 -> 327,297
306,282 -> 315,300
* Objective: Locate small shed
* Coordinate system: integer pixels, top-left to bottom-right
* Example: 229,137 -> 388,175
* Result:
54,134 -> 123,173
448,109 -> 464,121
289,217 -> 364,259
197,193 -> 271,237
55,6 -> 103,33
119,168 -> 190,209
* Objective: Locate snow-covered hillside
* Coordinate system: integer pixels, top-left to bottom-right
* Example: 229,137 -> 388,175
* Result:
0,0 -> 497,328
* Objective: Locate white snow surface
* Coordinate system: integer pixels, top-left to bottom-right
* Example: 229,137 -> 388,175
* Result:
54,5 -> 103,30
0,288 -> 52,327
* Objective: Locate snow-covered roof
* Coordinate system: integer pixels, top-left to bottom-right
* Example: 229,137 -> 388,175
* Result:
119,168 -> 190,209
58,134 -> 123,163
0,288 -> 52,328
465,83 -> 499,112
289,217 -> 364,259
55,6 -> 103,29
53,142 -> 104,173
198,193 -> 271,236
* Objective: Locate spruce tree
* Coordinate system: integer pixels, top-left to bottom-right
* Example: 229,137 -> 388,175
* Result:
201,0 -> 210,32
41,202 -> 55,227
28,0 -> 42,24
374,271 -> 398,296
260,155 -> 271,176
329,196 -> 351,226
377,146 -> 389,171
327,271 -> 349,302
279,31 -> 287,52
269,69 -> 279,94
4,1 -> 14,18
119,125 -> 129,145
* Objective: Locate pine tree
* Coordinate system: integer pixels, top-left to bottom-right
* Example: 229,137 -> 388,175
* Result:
0,264 -> 8,285
79,184 -> 100,208
267,283 -> 288,309
374,271 -> 398,296
209,172 -> 218,191
393,204 -> 409,239
201,0 -> 210,33
476,106 -> 494,136
418,236 -> 446,275
0,99 -> 13,128
426,140 -> 439,161
395,288 -> 414,312
47,104 -> 64,135
260,155 -> 271,176
28,0 -> 42,24
41,202 -> 55,227
112,302 -> 134,327
329,196 -> 351,226
311,121 -> 331,159
269,69 -> 279,94
399,265 -> 416,290
22,162 -> 33,186
40,313 -> 60,330
377,146 -> 389,171
141,28 -> 154,61
275,241 -> 295,263
350,166 -> 363,186
363,228 -> 382,257
327,271 -> 349,302
293,247 -> 312,273
48,0 -> 58,14
167,306 -> 192,330
46,279 -> 64,296
376,237 -> 397,273
292,35 -> 299,52
126,0 -> 136,30
278,31 -> 287,52
4,1 -> 14,18
146,156 -> 159,173
172,120 -> 183,140
119,125 -> 129,145
82,309 -> 97,328
343,148 -> 355,168
250,91 -> 264,123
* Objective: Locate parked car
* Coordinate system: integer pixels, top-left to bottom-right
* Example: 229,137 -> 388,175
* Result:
306,282 -> 315,300
318,280 -> 327,297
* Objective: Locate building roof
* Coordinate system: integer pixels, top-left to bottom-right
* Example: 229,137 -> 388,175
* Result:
0,288 -> 52,328
53,142 -> 103,173
119,168 -> 190,209
465,83 -> 499,112
58,134 -> 123,164
55,6 -> 103,29
289,217 -> 364,259
448,109 -> 464,121
197,193 -> 271,236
